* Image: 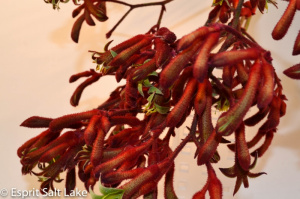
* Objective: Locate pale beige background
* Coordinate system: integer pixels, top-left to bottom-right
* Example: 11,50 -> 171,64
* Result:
1,0 -> 300,199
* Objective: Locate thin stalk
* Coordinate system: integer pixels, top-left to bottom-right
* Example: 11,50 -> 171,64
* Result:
168,114 -> 198,162
219,0 -> 245,52
104,0 -> 174,38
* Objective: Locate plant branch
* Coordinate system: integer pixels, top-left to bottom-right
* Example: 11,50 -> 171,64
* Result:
104,0 -> 174,38
156,5 -> 166,29
106,8 -> 132,38
219,0 -> 245,52
168,114 -> 198,162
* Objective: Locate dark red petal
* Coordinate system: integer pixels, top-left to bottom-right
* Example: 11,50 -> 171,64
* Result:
283,63 -> 300,79
272,0 -> 297,40
193,32 -> 220,82
71,14 -> 85,43
65,168 -> 76,196
197,130 -> 221,165
49,109 -> 99,131
20,116 -> 53,128
292,31 -> 300,55
70,74 -> 101,106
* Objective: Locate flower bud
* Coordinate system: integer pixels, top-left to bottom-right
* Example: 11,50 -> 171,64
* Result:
210,48 -> 260,68
160,40 -> 202,90
20,116 -> 53,128
283,63 -> 300,79
293,31 -> 300,55
216,60 -> 262,136
49,109 -> 100,131
166,78 -> 197,127
257,59 -> 275,109
193,32 -> 220,82
272,0 -> 297,40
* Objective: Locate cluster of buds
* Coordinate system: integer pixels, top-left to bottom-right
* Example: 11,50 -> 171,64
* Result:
19,22 -> 287,198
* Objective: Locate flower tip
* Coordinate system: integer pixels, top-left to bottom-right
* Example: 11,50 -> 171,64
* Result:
283,64 -> 300,79
20,116 -> 52,128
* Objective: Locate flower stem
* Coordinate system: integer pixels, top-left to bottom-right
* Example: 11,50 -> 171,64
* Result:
104,0 -> 174,38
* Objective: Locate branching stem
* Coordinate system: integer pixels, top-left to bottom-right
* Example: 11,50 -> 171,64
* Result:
104,0 -> 174,38
219,0 -> 245,52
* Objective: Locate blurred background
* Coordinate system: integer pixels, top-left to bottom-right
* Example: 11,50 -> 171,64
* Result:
1,0 -> 300,198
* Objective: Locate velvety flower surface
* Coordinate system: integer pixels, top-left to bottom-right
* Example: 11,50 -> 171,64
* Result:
18,0 -> 300,198
19,22 -> 287,198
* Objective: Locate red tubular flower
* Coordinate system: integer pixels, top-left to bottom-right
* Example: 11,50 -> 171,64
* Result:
257,58 -> 275,109
176,26 -> 217,51
65,168 -> 76,195
17,129 -> 60,159
159,39 -> 203,90
193,32 -> 220,82
164,163 -> 177,198
156,27 -> 177,43
166,78 -> 198,127
216,59 -> 262,136
259,96 -> 282,133
219,3 -> 230,23
49,109 -> 100,131
90,128 -> 106,166
197,129 -> 222,165
171,66 -> 193,104
235,123 -> 251,171
293,31 -> 300,55
101,168 -> 145,185
236,62 -> 249,86
207,163 -> 222,199
70,72 -> 101,106
192,163 -> 222,199
84,115 -> 101,145
93,138 -> 153,176
96,35 -> 146,65
154,38 -> 173,68
210,48 -> 260,68
21,130 -> 81,165
18,20 -> 289,197
39,142 -> 71,162
130,59 -> 157,82
20,116 -> 53,128
244,107 -> 270,127
194,79 -> 207,117
272,0 -> 297,40
106,36 -> 153,74
283,63 -> 300,79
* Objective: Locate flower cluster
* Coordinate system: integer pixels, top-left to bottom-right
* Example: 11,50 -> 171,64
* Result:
19,22 -> 287,198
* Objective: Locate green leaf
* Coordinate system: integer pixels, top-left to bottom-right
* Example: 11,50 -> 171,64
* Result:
148,71 -> 158,77
27,147 -> 38,154
143,59 -> 152,64
90,188 -> 104,199
138,83 -> 144,97
154,103 -> 170,114
146,107 -> 157,116
148,87 -> 163,95
89,180 -> 124,199
147,93 -> 155,103
143,79 -> 152,87
110,50 -> 118,58
99,183 -> 124,195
